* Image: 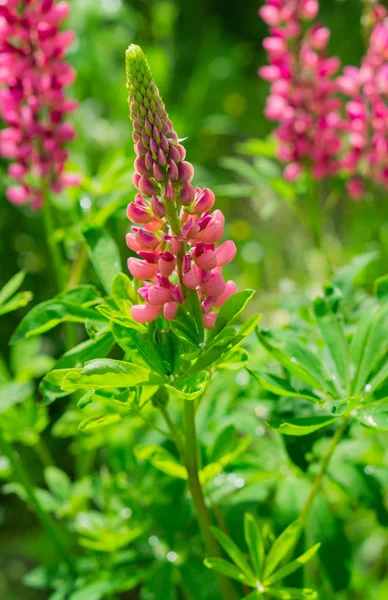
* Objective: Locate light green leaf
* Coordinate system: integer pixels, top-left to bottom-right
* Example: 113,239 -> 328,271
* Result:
83,225 -> 122,294
249,371 -> 321,403
356,405 -> 388,431
58,359 -> 164,393
44,467 -> 72,500
264,521 -> 302,579
264,544 -> 320,585
204,558 -> 253,585
268,417 -> 336,436
166,371 -> 209,400
265,588 -> 317,599
0,382 -> 33,415
257,331 -> 330,393
209,290 -> 255,341
244,513 -> 265,579
211,527 -> 255,582
134,444 -> 187,479
0,291 -> 33,315
68,581 -> 112,600
79,413 -> 121,431
39,333 -> 114,403
11,286 -> 105,344
0,271 -> 26,305
351,304 -> 388,394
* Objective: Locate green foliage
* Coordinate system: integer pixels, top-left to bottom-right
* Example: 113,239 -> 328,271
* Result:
205,515 -> 319,598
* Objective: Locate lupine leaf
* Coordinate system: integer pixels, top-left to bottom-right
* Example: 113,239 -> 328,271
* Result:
313,295 -> 349,392
166,371 -> 209,400
264,543 -> 320,585
263,521 -> 302,579
356,405 -> 388,431
265,588 -> 317,599
249,371 -> 321,403
83,225 -> 122,294
244,513 -> 265,579
268,417 -> 336,436
79,414 -> 121,431
209,290 -> 255,340
211,526 -> 255,580
11,286 -> 105,344
134,445 -> 187,479
0,382 -> 34,415
0,271 -> 26,305
351,304 -> 388,394
59,359 -> 164,392
204,558 -> 253,585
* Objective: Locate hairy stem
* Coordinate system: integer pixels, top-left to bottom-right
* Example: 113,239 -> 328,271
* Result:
183,399 -> 239,600
0,432 -> 76,575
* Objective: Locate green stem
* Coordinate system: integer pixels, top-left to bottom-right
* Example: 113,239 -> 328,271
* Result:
310,182 -> 333,276
298,416 -> 350,525
42,186 -> 65,292
34,438 -> 55,468
183,400 -> 239,600
160,405 -> 185,457
0,433 -> 76,576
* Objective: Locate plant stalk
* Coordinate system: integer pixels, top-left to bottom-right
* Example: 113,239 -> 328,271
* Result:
0,432 -> 76,576
183,399 -> 239,600
298,416 -> 350,525
42,185 -> 65,292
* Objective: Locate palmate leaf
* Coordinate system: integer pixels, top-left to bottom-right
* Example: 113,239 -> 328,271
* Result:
256,330 -> 332,395
350,303 -> 388,395
313,292 -> 349,393
166,371 -> 209,400
249,371 -> 321,404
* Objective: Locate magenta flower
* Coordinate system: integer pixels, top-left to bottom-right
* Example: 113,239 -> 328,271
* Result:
258,0 -> 343,181
338,7 -> 388,197
0,0 -> 79,209
125,45 -> 237,329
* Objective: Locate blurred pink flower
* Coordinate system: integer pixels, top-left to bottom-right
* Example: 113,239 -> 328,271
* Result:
0,0 -> 79,209
259,0 -> 343,181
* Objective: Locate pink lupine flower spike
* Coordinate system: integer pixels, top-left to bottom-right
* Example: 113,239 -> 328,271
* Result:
125,45 -> 237,329
0,0 -> 80,209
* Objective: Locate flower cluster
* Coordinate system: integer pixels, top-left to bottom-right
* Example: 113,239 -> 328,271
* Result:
125,45 -> 236,329
0,0 -> 79,209
259,0 -> 342,181
338,9 -> 388,198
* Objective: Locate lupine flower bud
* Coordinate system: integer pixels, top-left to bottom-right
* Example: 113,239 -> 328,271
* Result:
0,0 -> 79,209
125,45 -> 237,326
